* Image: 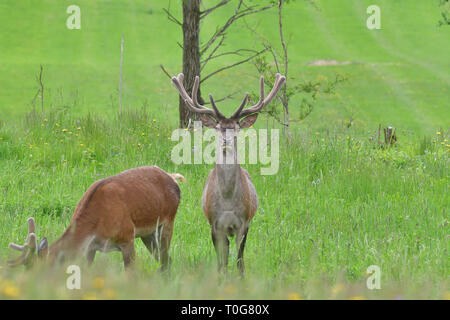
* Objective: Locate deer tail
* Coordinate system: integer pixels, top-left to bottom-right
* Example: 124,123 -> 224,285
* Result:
170,173 -> 186,184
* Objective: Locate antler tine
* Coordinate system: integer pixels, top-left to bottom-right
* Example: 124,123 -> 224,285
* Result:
9,243 -> 25,251
171,73 -> 217,117
238,73 -> 286,118
7,254 -> 27,267
27,217 -> 35,234
7,233 -> 37,268
231,93 -> 249,119
208,94 -> 226,120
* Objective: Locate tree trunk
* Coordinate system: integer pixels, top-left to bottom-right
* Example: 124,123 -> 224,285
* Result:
180,0 -> 204,128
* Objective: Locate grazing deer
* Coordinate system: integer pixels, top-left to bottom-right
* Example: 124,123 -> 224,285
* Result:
8,166 -> 184,271
171,73 -> 285,275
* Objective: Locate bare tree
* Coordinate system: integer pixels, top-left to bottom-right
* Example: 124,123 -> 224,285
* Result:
30,65 -> 45,113
248,0 -> 346,138
162,0 -> 276,127
439,0 -> 450,26
119,35 -> 124,119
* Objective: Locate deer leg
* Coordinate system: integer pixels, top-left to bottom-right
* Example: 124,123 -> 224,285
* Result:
86,249 -> 96,266
120,241 -> 135,269
158,223 -> 174,273
141,233 -> 160,261
212,229 -> 229,273
141,224 -> 164,263
236,227 -> 248,277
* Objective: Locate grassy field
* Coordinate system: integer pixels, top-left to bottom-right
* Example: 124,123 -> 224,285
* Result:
0,0 -> 449,299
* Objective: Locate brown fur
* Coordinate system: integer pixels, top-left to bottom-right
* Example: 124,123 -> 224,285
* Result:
171,72 -> 285,276
16,166 -> 184,270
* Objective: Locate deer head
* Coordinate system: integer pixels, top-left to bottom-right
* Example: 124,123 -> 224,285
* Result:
8,218 -> 48,268
171,73 -> 286,161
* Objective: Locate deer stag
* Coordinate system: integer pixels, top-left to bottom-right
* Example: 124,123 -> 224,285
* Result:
8,166 -> 184,271
171,73 -> 285,275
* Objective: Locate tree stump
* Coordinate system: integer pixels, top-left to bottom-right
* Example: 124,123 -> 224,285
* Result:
383,126 -> 397,146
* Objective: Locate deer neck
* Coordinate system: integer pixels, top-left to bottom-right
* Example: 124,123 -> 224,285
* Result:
215,146 -> 242,198
47,225 -> 86,264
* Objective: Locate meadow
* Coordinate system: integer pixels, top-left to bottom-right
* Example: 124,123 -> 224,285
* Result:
0,0 -> 449,299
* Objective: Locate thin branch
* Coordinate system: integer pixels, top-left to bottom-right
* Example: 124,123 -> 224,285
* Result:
159,64 -> 172,79
270,48 -> 281,74
203,89 -> 241,105
200,1 -> 275,57
200,0 -> 232,19
201,0 -> 244,56
278,0 -> 289,136
163,8 -> 182,26
119,35 -> 124,118
38,65 -> 44,114
201,48 -> 267,83
200,34 -> 226,72
278,1 -> 288,80
203,48 -> 259,64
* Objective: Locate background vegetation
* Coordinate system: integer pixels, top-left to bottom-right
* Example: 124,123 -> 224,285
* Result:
0,0 -> 448,299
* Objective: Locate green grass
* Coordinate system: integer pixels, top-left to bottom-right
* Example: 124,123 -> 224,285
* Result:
0,0 -> 449,299
0,0 -> 449,133
0,111 -> 448,299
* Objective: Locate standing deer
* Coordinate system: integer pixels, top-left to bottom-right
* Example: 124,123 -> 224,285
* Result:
8,166 -> 184,271
171,73 -> 286,275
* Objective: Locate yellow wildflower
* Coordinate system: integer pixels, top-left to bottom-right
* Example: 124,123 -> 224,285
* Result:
348,296 -> 366,300
103,289 -> 117,299
1,282 -> 20,298
436,131 -> 441,135
331,284 -> 345,296
92,277 -> 105,289
224,284 -> 236,294
82,293 -> 97,300
287,292 -> 303,300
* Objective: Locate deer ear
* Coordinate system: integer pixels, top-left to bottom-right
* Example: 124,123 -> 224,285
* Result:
239,114 -> 258,128
199,114 -> 218,128
38,237 -> 48,251
38,238 -> 48,258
